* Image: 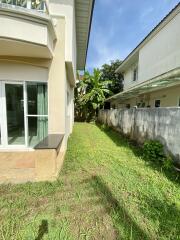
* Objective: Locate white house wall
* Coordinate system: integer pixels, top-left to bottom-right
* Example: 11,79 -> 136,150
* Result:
138,11 -> 180,83
123,10 -> 180,91
123,62 -> 139,90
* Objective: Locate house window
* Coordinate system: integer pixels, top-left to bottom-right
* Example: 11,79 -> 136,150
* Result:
137,102 -> 141,108
133,66 -> 138,81
155,99 -> 161,108
141,102 -> 146,108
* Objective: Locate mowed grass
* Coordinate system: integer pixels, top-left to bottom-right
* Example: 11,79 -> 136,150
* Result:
0,123 -> 180,240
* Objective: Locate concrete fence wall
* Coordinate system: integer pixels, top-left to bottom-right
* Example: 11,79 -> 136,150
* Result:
98,108 -> 180,161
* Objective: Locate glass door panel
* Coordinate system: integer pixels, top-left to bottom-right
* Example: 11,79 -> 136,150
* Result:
5,84 -> 25,145
27,82 -> 48,147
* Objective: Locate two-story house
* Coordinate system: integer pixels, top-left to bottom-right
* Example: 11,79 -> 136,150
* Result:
0,0 -> 95,183
107,3 -> 180,109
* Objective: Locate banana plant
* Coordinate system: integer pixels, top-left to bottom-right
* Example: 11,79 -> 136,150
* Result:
75,69 -> 112,121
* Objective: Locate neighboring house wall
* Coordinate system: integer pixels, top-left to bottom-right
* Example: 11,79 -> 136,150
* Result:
139,12 -> 180,84
113,85 -> 180,109
98,108 -> 180,163
123,10 -> 180,91
123,62 -> 139,90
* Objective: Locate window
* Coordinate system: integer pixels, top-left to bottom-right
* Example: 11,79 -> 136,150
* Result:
141,102 -> 146,108
137,102 -> 141,108
133,66 -> 138,81
155,99 -> 161,108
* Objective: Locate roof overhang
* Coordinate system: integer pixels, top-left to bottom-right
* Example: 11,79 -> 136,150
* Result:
116,3 -> 180,73
106,68 -> 180,102
75,0 -> 95,70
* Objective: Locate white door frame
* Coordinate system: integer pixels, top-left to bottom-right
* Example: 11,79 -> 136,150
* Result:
0,81 -> 7,147
0,81 -> 3,146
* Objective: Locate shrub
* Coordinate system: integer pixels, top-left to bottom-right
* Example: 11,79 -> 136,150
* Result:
163,155 -> 173,170
143,140 -> 165,162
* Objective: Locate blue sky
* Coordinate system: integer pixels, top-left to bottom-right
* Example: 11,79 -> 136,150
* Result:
86,0 -> 180,72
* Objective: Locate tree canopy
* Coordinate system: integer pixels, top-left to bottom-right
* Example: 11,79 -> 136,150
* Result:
100,59 -> 123,97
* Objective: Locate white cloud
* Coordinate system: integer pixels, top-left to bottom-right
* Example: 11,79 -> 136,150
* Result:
88,46 -> 120,69
140,7 -> 154,20
87,25 -> 121,68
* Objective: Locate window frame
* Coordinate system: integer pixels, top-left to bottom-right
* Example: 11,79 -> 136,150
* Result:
154,99 -> 161,108
132,65 -> 138,82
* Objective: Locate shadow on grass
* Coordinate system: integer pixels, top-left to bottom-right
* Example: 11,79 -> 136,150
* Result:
35,220 -> 48,240
96,123 -> 180,185
138,194 -> 180,239
86,175 -> 151,240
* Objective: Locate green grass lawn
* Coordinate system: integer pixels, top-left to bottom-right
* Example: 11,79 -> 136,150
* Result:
0,123 -> 180,240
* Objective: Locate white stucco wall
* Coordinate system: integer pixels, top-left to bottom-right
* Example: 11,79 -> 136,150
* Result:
0,6 -> 56,58
99,108 -> 180,162
49,0 -> 77,74
0,61 -> 48,82
66,80 -> 74,135
0,15 -> 47,45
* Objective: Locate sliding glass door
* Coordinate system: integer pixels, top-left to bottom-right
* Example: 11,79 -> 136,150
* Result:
0,81 -> 48,149
5,83 -> 25,145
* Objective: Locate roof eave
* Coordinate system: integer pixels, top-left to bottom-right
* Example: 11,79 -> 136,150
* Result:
76,0 -> 95,71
